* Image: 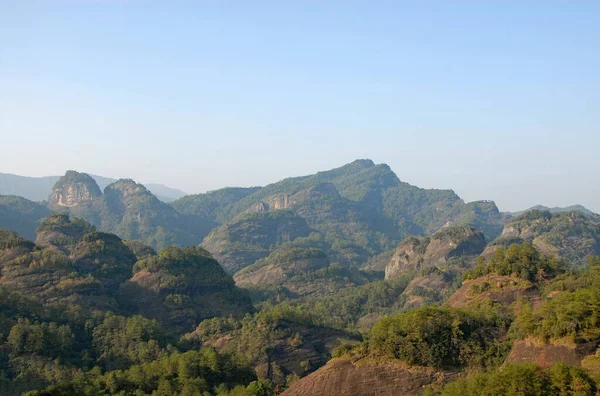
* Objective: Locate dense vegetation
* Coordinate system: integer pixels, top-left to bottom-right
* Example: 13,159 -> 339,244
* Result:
360,304 -> 513,370
0,222 -> 261,395
435,363 -> 596,396
465,242 -> 564,282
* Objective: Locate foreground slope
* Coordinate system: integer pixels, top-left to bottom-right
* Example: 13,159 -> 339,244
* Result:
282,358 -> 458,396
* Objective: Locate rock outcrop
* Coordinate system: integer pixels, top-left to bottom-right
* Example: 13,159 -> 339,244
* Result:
505,338 -> 600,368
48,170 -> 102,207
282,358 -> 459,396
446,274 -> 541,309
385,226 -> 487,280
46,172 -> 214,250
484,210 -> 600,266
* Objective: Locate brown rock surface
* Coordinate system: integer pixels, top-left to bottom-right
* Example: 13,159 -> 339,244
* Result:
505,337 -> 600,368
446,275 -> 541,309
282,358 -> 459,396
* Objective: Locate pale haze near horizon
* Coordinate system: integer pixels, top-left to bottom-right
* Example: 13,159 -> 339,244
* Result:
1,2 -> 598,212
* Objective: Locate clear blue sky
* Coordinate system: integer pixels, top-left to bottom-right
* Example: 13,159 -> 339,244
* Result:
1,1 -> 599,212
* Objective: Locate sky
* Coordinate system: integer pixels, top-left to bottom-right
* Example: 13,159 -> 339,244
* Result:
1,1 -> 599,212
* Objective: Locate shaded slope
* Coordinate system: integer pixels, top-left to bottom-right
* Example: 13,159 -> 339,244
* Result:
201,210 -> 314,274
0,195 -> 50,241
119,246 -> 252,332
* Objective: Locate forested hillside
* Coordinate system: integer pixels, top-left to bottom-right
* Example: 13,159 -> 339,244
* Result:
1,161 -> 600,395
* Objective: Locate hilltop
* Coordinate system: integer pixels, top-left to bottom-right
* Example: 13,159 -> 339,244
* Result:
508,204 -> 598,218
0,172 -> 186,203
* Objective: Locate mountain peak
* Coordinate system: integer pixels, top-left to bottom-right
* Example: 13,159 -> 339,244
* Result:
49,171 -> 102,207
349,158 -> 375,168
104,178 -> 150,197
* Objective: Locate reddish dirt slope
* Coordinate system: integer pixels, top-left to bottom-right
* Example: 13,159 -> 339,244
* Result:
505,338 -> 600,368
446,275 -> 541,309
282,358 -> 459,396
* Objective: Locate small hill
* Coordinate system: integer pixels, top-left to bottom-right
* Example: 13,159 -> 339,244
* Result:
509,204 -> 598,218
35,213 -> 96,253
184,309 -> 359,387
282,358 -> 459,396
69,231 -> 137,290
485,210 -> 600,266
201,210 -> 314,274
233,242 -> 372,298
234,245 -> 330,289
119,246 -> 252,332
446,274 -> 540,309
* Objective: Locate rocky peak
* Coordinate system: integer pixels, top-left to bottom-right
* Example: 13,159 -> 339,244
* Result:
104,179 -> 149,199
346,159 -> 375,170
49,170 -> 102,207
385,225 -> 486,280
245,183 -> 341,215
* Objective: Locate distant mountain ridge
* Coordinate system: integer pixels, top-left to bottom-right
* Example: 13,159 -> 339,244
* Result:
2,159 -> 596,287
509,204 -> 598,217
0,161 -> 506,273
0,172 -> 186,203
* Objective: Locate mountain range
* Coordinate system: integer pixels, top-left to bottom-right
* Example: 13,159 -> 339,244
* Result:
1,159 -> 600,395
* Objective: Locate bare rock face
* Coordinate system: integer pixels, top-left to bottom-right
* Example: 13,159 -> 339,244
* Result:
384,237 -> 429,279
245,183 -> 341,215
48,170 -> 102,207
505,337 -> 600,368
385,226 -> 487,280
446,274 -> 541,309
282,358 -> 459,396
